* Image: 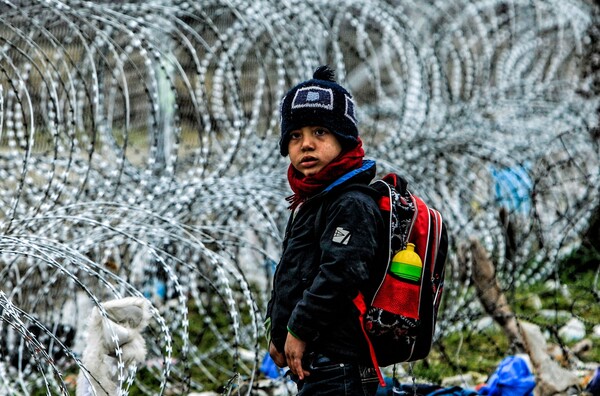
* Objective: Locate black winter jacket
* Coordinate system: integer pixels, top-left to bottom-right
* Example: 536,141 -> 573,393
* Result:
266,160 -> 387,364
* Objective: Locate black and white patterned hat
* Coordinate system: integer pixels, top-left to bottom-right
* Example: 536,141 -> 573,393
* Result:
279,65 -> 359,156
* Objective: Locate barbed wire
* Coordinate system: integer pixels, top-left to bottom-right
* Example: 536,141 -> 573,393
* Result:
0,0 -> 599,394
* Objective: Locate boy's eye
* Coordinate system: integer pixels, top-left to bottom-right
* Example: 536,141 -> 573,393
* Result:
314,128 -> 329,136
290,132 -> 301,139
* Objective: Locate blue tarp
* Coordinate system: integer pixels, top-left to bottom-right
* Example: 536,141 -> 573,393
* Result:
478,355 -> 536,396
490,163 -> 532,214
259,353 -> 285,379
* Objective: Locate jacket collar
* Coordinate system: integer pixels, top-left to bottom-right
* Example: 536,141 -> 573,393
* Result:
323,159 -> 376,193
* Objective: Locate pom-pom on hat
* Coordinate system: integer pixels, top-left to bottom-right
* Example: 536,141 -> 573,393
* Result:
279,65 -> 359,156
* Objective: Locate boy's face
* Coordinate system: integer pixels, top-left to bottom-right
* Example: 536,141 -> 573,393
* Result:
288,126 -> 342,177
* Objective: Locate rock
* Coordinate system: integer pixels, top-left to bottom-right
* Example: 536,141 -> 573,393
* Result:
237,347 -> 257,362
546,344 -> 570,365
558,318 -> 586,342
475,316 -> 495,331
525,295 -> 543,310
538,310 -> 571,320
221,378 -> 296,396
571,339 -> 593,358
543,280 -> 571,298
519,322 -> 580,395
441,372 -> 487,388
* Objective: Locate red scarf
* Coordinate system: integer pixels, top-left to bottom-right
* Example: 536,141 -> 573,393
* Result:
286,138 -> 365,210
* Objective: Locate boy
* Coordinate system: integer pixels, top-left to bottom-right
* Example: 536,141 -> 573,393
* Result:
265,66 -> 387,396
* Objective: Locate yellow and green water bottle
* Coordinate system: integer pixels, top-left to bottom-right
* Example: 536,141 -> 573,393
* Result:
389,243 -> 423,281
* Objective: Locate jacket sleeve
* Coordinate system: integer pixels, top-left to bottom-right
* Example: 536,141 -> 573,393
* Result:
287,192 -> 382,343
265,212 -> 295,350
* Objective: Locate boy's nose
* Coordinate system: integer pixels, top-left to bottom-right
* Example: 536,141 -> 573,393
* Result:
301,136 -> 315,150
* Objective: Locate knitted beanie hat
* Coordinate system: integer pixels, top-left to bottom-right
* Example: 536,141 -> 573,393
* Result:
278,65 -> 359,156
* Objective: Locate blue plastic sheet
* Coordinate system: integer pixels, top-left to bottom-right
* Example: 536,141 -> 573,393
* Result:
259,353 -> 285,379
479,355 -> 536,396
490,163 -> 532,214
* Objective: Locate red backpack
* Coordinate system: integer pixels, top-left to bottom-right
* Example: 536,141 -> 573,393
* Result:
353,173 -> 448,386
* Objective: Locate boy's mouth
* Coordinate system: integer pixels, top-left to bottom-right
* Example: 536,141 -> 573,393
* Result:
300,156 -> 318,166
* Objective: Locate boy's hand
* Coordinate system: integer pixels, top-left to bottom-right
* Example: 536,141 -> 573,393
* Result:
284,332 -> 310,380
268,341 -> 286,368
